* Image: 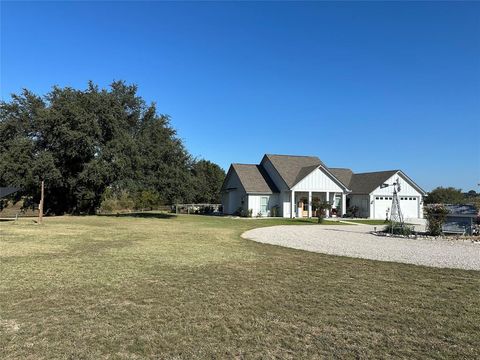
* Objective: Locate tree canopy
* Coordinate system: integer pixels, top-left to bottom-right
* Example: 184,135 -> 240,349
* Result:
424,187 -> 466,205
0,81 -> 225,214
191,160 -> 225,204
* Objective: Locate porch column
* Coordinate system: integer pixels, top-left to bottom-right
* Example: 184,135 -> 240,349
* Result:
308,191 -> 312,218
326,191 -> 330,218
342,193 -> 347,217
290,190 -> 295,218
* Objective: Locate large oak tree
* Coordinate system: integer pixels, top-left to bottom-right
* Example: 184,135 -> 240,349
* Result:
0,81 -> 224,214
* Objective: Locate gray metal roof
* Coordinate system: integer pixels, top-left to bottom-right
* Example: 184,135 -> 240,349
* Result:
263,154 -> 324,188
0,187 -> 20,199
445,204 -> 478,216
230,164 -> 279,194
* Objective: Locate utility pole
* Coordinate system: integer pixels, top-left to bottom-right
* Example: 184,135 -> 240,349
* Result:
38,180 -> 44,224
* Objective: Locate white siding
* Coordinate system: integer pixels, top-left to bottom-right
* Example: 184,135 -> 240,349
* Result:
281,191 -> 292,218
292,167 -> 344,192
248,194 -> 280,217
221,170 -> 247,215
371,172 -> 422,197
260,157 -> 291,217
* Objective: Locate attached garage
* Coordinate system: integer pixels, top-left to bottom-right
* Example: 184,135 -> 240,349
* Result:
343,170 -> 426,220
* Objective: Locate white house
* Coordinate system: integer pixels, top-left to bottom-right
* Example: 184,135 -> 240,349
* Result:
221,154 -> 426,219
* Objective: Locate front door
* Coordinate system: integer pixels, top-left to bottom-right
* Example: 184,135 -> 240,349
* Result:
298,198 -> 308,217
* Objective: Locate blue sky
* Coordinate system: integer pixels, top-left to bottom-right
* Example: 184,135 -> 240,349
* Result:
1,1 -> 479,191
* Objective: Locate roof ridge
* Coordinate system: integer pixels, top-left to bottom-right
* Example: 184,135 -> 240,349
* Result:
328,167 -> 353,171
266,153 -> 320,158
354,169 -> 399,175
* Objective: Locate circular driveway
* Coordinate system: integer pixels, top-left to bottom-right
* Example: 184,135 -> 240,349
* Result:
242,224 -> 480,270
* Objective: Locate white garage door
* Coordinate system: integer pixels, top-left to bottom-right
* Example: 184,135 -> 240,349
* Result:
373,196 -> 419,219
399,196 -> 419,219
373,196 -> 393,220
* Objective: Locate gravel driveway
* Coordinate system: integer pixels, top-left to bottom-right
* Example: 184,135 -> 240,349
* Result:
242,225 -> 480,270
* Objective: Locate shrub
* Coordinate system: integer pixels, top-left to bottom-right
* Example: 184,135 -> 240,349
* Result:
383,222 -> 413,236
239,208 -> 253,218
424,204 -> 450,236
100,189 -> 162,213
346,205 -> 359,218
313,200 -> 331,223
135,190 -> 161,210
271,205 -> 279,217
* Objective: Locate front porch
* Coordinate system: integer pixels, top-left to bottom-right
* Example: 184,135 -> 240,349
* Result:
290,191 -> 346,218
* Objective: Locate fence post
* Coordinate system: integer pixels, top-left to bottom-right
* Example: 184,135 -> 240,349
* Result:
38,180 -> 44,224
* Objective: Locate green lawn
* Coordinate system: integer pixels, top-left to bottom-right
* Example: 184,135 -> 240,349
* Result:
1,214 -> 479,359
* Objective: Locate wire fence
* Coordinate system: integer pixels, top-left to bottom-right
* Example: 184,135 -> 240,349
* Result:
174,203 -> 222,215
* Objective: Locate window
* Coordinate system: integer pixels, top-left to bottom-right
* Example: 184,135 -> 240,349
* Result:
260,197 -> 268,213
376,197 -> 379,200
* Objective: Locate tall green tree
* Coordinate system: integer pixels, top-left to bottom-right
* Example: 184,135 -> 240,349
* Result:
424,187 -> 465,205
0,81 -> 210,214
191,160 -> 226,203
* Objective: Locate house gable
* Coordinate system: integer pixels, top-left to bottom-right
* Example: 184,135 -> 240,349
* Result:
292,167 -> 345,192
221,165 -> 246,193
370,171 -> 425,196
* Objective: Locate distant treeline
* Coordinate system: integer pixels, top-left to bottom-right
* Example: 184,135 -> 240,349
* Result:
0,81 -> 225,214
425,187 -> 480,209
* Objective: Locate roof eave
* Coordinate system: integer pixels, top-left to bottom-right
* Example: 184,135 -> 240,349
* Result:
245,191 -> 278,195
397,170 -> 427,196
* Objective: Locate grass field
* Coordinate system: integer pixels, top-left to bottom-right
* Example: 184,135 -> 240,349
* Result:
1,214 -> 479,359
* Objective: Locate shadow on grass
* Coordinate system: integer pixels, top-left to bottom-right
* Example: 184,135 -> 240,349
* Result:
98,212 -> 177,219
